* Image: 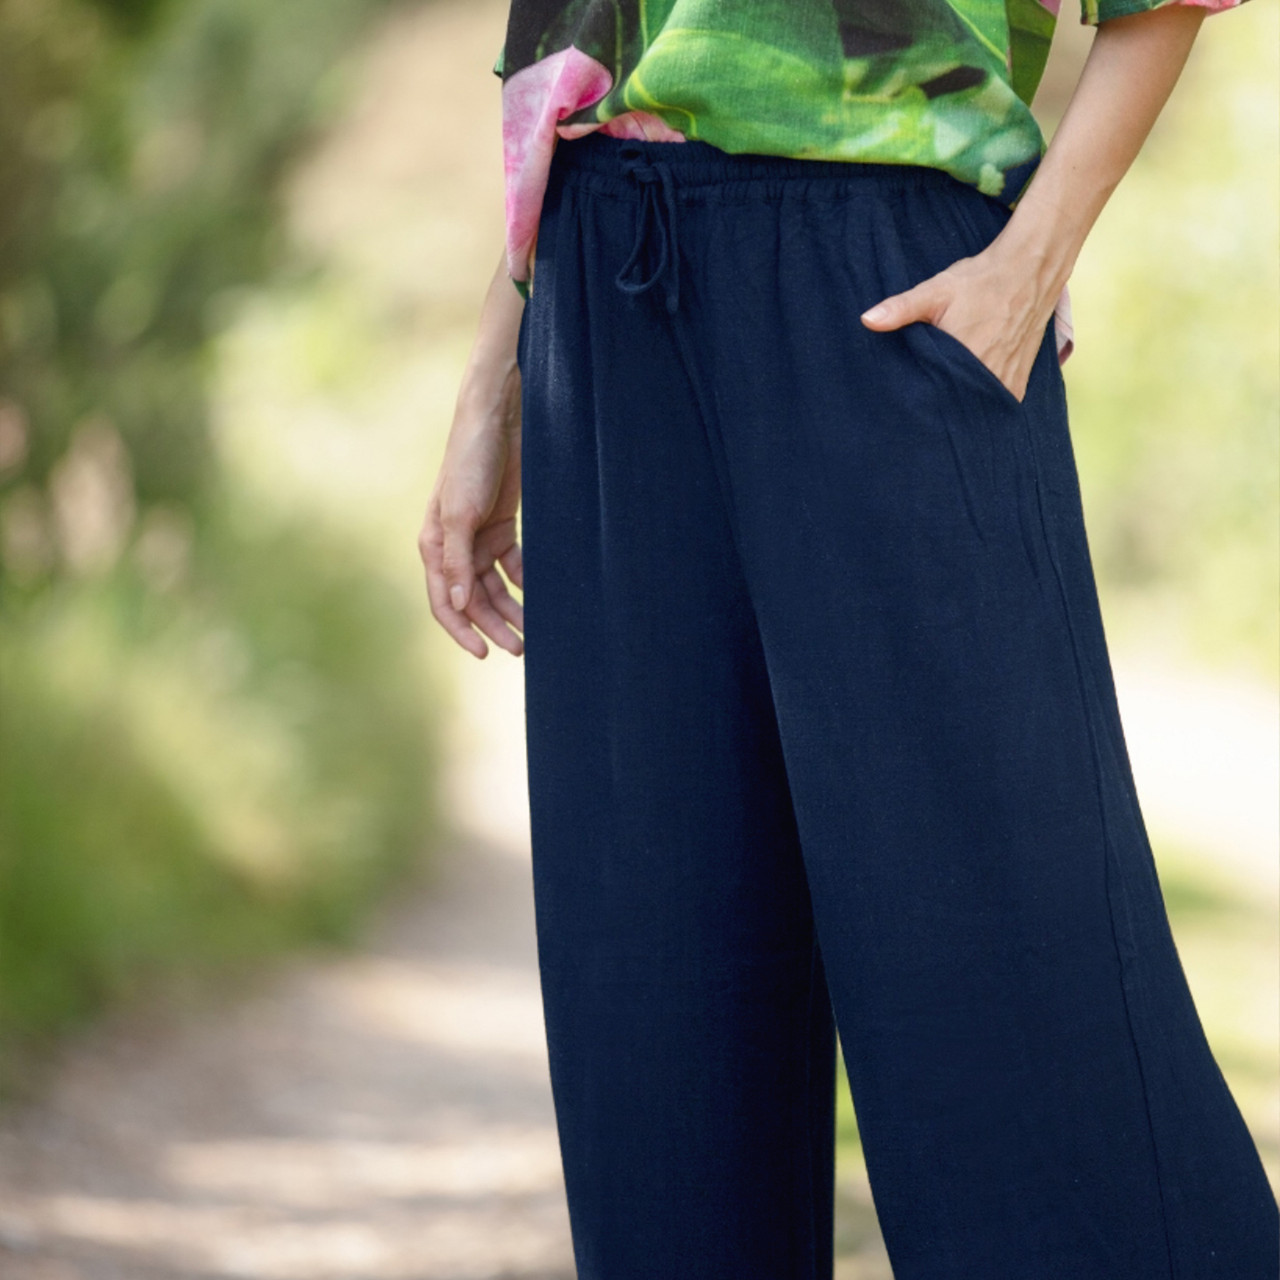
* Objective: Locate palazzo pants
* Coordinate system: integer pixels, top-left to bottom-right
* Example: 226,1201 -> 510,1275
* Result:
514,129 -> 1279,1280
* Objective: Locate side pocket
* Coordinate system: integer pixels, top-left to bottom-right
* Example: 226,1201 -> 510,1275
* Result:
908,182 -> 1026,409
917,319 -> 1026,411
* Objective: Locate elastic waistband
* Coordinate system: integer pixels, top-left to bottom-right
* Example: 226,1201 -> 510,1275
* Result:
550,129 -> 976,201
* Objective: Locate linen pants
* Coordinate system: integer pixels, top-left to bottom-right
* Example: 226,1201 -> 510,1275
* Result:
514,130 -> 1279,1280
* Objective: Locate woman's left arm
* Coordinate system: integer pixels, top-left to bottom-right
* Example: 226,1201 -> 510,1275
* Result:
861,2 -> 1213,402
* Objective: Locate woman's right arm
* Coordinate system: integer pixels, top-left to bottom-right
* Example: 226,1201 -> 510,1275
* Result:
418,248 -> 527,659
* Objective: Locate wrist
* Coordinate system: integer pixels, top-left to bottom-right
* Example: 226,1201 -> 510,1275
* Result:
999,150 -> 1123,292
457,352 -> 521,430
991,198 -> 1084,302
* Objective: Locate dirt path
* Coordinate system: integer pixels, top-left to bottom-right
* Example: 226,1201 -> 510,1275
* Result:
0,832 -> 573,1279
0,3 -> 1273,1276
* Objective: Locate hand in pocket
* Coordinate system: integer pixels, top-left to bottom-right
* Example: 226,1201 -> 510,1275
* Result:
860,242 -> 1059,405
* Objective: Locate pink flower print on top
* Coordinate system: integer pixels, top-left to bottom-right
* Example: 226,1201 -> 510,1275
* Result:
501,48 -> 614,288
566,110 -> 688,143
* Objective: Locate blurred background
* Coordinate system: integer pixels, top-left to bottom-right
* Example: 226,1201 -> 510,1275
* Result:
0,0 -> 1274,1275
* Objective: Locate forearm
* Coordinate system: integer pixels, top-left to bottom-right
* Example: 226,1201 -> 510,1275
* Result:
455,248 -> 526,432
998,4 -> 1209,297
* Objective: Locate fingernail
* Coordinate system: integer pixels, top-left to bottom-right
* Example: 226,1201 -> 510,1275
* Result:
861,304 -> 887,322
450,584 -> 467,609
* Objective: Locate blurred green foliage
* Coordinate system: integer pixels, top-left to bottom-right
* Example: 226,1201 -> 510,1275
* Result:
1061,4 -> 1279,682
0,0 -> 439,1062
1,0 -> 390,503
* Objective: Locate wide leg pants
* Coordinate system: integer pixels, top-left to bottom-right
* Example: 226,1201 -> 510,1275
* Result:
514,130 -> 1278,1280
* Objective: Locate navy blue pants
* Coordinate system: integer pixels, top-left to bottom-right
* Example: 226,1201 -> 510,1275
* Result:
515,131 -> 1278,1280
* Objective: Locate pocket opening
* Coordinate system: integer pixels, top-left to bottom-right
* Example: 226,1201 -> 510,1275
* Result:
918,320 -> 1026,410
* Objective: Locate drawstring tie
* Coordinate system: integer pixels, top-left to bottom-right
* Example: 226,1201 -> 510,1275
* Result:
614,149 -> 682,315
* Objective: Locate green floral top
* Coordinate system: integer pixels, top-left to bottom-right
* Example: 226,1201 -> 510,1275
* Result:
495,0 -> 1247,361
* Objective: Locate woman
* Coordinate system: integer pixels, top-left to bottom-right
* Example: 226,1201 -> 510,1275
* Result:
419,0 -> 1279,1275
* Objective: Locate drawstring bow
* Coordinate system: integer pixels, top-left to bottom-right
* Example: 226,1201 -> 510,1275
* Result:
614,147 -> 682,315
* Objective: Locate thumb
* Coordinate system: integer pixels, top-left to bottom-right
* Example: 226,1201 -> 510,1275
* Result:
861,282 -> 935,332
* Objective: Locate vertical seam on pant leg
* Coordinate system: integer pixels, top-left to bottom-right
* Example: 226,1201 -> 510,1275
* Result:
1019,399 -> 1179,1280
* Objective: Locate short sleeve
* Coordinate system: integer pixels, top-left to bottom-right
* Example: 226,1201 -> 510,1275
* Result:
1081,0 -> 1249,26
493,44 -> 505,78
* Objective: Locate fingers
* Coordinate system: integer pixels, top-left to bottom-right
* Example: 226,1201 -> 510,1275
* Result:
423,560 -> 524,660
423,559 -> 489,658
481,563 -> 524,634
440,501 -> 479,613
469,520 -> 524,648
465,571 -> 524,656
468,527 -> 524,653
498,539 -> 523,590
419,497 -> 525,659
420,498 -> 489,659
860,279 -> 939,331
